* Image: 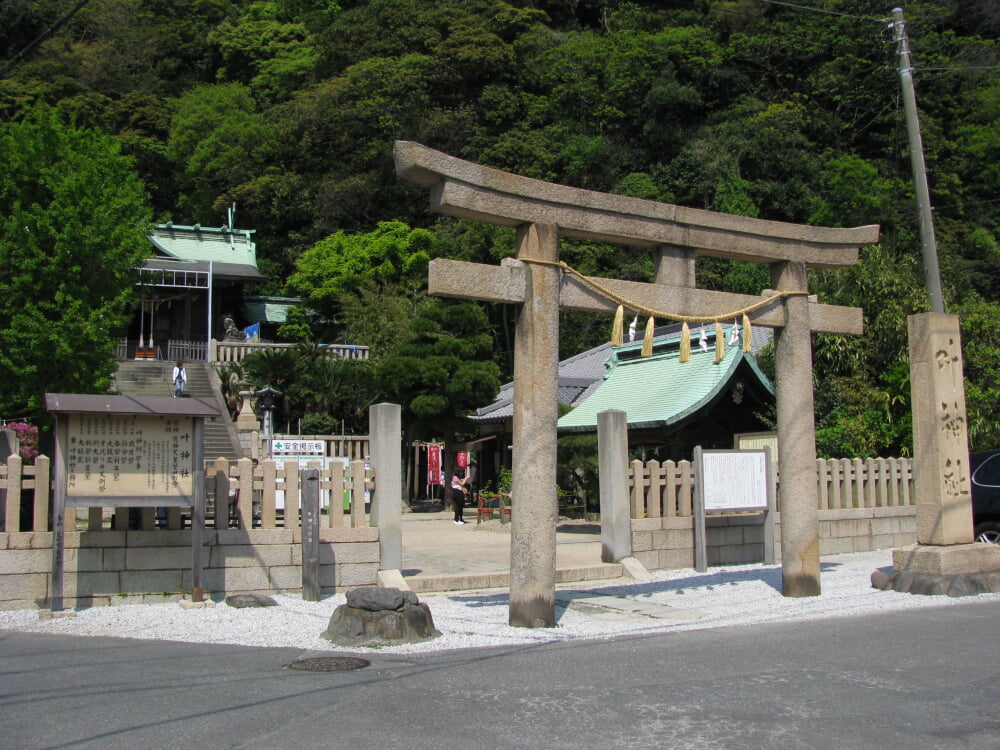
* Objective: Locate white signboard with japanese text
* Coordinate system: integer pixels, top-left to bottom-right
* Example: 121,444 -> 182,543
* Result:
693,446 -> 776,572
700,449 -> 770,512
271,439 -> 325,455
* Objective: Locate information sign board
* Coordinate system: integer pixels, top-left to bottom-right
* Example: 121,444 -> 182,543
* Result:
65,413 -> 194,500
693,446 -> 776,573
700,450 -> 769,512
272,439 -> 325,455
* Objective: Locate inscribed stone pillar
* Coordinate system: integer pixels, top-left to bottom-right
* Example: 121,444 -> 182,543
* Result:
598,410 -> 632,563
509,223 -> 560,628
370,402 -> 402,571
908,313 -> 974,545
771,261 -> 821,597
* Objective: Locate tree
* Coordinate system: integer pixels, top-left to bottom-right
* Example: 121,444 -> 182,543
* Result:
286,220 -> 436,342
0,105 -> 152,422
377,300 -> 502,443
165,82 -> 275,222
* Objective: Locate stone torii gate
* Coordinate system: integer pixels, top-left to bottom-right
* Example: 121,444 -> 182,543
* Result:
395,141 -> 880,628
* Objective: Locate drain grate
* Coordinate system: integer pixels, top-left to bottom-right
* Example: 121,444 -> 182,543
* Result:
286,656 -> 371,672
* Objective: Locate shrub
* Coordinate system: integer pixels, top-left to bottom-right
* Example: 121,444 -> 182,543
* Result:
6,422 -> 38,464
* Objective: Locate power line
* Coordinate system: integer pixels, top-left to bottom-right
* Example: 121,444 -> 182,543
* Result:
0,0 -> 93,77
753,0 -> 888,23
917,65 -> 1000,72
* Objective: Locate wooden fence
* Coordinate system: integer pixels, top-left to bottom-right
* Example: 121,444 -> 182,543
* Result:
629,457 -> 913,519
1,455 -> 372,533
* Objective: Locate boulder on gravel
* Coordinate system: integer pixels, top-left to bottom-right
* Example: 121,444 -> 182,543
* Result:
322,587 -> 439,646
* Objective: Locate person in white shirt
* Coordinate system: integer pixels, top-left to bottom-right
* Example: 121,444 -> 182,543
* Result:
172,360 -> 186,397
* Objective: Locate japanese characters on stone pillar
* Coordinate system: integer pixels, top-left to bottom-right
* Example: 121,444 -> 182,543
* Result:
908,313 -> 974,545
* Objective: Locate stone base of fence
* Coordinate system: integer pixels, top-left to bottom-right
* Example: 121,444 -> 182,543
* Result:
631,506 -> 918,572
0,528 -> 380,610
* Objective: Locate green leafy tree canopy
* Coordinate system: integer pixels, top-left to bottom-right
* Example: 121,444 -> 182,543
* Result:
0,104 -> 152,422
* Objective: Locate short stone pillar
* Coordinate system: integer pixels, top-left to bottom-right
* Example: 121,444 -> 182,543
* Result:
370,402 -> 402,572
598,409 -> 632,563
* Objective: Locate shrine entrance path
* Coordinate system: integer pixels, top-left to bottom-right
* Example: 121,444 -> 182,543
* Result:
399,506 -> 618,593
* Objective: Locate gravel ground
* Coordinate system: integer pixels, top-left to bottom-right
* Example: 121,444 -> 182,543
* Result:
2,550 -> 997,654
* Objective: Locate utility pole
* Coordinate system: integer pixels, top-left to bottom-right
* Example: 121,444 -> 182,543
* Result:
892,7 -> 945,313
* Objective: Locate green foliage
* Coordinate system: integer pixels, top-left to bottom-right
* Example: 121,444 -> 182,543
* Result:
4,0 -> 1000,459
241,343 -> 380,433
286,220 -> 435,339
957,301 -> 1000,451
276,305 -> 313,342
378,300 -> 502,442
166,82 -> 275,221
0,105 -> 152,423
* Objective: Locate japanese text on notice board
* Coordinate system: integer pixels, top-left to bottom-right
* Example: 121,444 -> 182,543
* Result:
65,414 -> 194,497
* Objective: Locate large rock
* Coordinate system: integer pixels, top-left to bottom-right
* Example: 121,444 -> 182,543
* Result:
871,569 -> 1000,597
322,587 -> 440,647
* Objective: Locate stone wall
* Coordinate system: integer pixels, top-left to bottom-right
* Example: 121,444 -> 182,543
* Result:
0,527 -> 379,610
631,506 -> 917,571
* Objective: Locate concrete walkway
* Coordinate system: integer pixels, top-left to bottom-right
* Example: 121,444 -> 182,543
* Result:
399,501 -> 621,592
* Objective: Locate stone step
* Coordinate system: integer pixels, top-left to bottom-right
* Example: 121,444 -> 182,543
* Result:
402,563 -> 625,594
112,360 -> 242,462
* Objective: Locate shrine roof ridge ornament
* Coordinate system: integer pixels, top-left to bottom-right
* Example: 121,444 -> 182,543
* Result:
395,141 -> 879,268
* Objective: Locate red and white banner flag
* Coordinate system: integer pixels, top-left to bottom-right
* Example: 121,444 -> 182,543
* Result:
427,444 -> 443,485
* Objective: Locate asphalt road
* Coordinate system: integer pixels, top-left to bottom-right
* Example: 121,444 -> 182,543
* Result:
3,599 -> 999,750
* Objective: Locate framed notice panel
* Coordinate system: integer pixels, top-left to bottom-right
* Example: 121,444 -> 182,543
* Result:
45,393 -> 220,611
64,413 -> 196,502
693,446 -> 776,573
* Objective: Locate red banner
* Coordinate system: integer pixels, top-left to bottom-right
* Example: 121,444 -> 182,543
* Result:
427,444 -> 443,485
456,451 -> 469,469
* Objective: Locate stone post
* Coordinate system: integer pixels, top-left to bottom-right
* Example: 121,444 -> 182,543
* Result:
908,313 -> 974,545
887,313 -> 1000,582
509,223 -> 560,628
771,261 -> 821,597
654,245 -> 696,288
598,410 -> 632,563
369,402 -> 402,572
301,467 -> 321,601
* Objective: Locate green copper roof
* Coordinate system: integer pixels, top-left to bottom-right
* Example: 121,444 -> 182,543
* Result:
243,296 -> 301,324
148,223 -> 258,270
558,327 -> 774,432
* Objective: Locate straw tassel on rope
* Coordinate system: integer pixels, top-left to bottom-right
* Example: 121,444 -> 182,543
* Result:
742,313 -> 752,353
679,321 -> 691,363
611,304 -> 624,347
715,322 -> 725,363
642,316 -> 655,358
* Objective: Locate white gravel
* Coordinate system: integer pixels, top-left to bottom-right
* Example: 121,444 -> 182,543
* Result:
2,550 -> 997,654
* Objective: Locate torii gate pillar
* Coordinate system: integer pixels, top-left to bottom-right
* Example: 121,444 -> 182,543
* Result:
510,223 -> 561,626
772,261 -> 821,596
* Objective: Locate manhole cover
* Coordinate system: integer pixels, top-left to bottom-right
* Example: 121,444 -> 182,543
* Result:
286,656 -> 371,672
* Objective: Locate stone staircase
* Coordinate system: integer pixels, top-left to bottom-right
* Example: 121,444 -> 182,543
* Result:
112,361 -> 243,461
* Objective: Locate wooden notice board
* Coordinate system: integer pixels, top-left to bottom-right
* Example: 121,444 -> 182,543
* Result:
45,394 -> 220,611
